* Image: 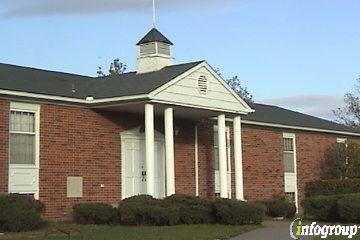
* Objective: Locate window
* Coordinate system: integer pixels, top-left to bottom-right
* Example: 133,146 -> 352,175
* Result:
9,110 -> 36,165
283,136 -> 295,173
337,138 -> 348,165
213,127 -> 231,197
213,129 -> 231,172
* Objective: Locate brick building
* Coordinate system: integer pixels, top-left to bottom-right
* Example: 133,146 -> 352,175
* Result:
0,28 -> 359,219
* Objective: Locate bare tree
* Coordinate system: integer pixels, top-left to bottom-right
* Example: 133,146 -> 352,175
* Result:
225,75 -> 253,103
96,58 -> 127,77
109,58 -> 127,75
333,77 -> 360,128
215,68 -> 253,103
96,67 -> 105,77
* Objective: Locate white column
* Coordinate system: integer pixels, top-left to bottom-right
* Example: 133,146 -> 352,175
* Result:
165,107 -> 175,196
218,114 -> 228,198
233,116 -> 244,200
145,104 -> 155,196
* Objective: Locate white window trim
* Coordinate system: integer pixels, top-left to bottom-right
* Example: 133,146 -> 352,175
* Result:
9,102 -> 40,199
283,133 -> 299,213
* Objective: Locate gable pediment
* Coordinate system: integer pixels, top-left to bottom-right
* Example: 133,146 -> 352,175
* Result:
150,62 -> 253,114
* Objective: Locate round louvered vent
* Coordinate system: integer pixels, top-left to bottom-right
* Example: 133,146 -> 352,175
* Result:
198,76 -> 208,94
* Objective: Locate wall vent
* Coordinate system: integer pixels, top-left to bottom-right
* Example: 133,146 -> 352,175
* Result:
198,76 -> 208,94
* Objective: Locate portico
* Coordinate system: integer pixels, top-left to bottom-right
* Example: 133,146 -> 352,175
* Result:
125,102 -> 248,200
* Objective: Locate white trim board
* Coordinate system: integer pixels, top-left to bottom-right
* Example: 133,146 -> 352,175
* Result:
242,120 -> 360,137
150,99 -> 251,115
0,89 -> 148,105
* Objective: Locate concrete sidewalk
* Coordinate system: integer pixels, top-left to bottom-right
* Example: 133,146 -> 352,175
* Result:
231,221 -> 314,240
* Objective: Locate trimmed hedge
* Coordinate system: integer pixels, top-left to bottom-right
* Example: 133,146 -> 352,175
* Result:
338,195 -> 360,223
73,203 -> 118,225
263,198 -> 296,218
164,194 -> 214,224
213,199 -> 264,225
0,194 -> 44,232
74,195 -> 266,226
118,195 -> 179,226
302,194 -> 343,221
306,179 -> 360,197
303,193 -> 360,222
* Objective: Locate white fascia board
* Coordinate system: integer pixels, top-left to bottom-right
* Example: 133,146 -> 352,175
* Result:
149,61 -> 254,114
0,89 -> 148,105
208,117 -> 360,137
149,99 -> 251,115
241,120 -> 360,137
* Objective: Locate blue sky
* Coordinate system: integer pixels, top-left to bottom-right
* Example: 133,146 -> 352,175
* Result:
1,0 -> 359,119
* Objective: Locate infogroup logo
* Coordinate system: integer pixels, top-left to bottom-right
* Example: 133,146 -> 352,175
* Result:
290,218 -> 359,239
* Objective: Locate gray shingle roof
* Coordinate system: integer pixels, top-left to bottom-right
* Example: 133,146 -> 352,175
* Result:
244,103 -> 360,134
136,28 -> 173,45
0,63 -> 93,98
0,61 -> 358,135
0,61 -> 202,99
89,61 -> 201,98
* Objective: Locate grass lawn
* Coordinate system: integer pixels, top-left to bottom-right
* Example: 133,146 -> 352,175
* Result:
0,223 -> 260,240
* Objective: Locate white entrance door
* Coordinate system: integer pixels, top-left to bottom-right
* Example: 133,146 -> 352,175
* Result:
121,128 -> 165,199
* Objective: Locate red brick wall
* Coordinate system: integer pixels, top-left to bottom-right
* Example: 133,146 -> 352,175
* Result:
39,104 -> 198,219
241,125 -> 284,200
241,125 -> 360,206
296,132 -> 336,204
0,99 -> 9,195
1,99 -> 360,219
40,105 -> 125,219
173,119 -> 196,195
197,123 -> 215,199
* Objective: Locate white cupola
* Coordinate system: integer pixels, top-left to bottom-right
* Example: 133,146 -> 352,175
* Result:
136,28 -> 174,74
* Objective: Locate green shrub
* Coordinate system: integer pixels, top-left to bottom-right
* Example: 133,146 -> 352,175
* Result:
302,194 -> 346,221
118,195 -> 179,226
306,179 -> 360,197
0,194 -> 44,232
164,194 -> 214,224
337,195 -> 360,222
213,199 -> 264,225
73,203 -> 117,225
122,195 -> 157,204
263,198 -> 296,218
